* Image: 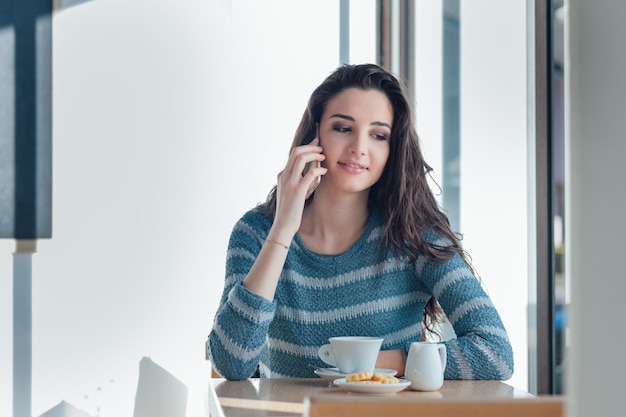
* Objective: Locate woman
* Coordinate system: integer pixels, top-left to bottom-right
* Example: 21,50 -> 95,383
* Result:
208,63 -> 514,381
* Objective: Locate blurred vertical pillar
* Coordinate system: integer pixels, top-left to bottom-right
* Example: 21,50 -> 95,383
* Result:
0,1 -> 53,417
339,0 -> 349,64
13,241 -> 37,417
442,0 -> 460,232
377,0 -> 415,104
0,0 -> 52,240
528,0 -> 555,395
377,0 -> 392,70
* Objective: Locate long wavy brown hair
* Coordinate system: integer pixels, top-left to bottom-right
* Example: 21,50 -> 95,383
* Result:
260,64 -> 475,337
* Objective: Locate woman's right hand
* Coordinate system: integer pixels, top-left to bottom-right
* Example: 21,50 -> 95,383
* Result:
272,138 -> 326,239
242,139 -> 326,301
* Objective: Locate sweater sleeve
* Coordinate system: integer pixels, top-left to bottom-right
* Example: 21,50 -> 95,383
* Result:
418,252 -> 515,380
207,212 -> 277,380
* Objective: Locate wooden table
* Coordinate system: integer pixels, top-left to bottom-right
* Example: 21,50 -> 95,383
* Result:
208,378 -> 563,417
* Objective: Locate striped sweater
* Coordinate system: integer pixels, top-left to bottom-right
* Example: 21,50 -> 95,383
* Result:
208,206 -> 514,380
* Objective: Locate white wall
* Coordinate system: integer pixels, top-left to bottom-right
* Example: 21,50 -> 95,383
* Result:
566,1 -> 626,415
1,1 -> 340,416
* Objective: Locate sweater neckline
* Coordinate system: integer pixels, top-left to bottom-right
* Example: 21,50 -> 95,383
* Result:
293,206 -> 382,260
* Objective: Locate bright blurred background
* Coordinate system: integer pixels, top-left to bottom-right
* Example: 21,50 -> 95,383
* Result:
0,1 -> 529,415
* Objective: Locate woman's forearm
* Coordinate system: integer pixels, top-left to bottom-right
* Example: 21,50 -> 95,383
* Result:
376,349 -> 406,377
242,232 -> 293,301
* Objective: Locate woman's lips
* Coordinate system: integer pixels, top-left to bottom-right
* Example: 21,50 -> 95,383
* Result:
338,160 -> 368,172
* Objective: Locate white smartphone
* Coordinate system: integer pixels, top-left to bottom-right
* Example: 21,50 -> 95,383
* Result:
302,123 -> 321,199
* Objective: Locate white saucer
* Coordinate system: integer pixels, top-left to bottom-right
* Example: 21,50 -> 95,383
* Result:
333,377 -> 410,395
313,368 -> 397,383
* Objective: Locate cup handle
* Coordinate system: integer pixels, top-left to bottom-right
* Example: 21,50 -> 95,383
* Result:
317,344 -> 337,366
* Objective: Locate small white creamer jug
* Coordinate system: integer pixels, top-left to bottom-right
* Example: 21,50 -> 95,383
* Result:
404,342 -> 447,391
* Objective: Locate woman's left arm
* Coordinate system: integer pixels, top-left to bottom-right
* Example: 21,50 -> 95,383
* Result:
376,349 -> 407,377
421,253 -> 514,380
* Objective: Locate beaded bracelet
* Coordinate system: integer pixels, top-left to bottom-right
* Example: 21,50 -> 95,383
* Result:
265,238 -> 289,250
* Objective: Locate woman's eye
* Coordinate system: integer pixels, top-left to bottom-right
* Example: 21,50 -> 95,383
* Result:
333,125 -> 351,133
372,132 -> 388,141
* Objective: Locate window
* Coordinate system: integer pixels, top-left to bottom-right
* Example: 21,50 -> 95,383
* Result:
378,0 -> 529,391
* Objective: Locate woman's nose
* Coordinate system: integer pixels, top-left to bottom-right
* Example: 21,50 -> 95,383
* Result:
349,131 -> 367,156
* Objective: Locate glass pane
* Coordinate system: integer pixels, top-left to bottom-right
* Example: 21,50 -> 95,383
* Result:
414,0 -> 529,390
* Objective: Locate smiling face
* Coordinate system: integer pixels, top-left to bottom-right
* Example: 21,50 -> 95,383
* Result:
318,88 -> 393,196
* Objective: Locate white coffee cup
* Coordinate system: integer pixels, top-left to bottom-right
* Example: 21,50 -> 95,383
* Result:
317,336 -> 383,374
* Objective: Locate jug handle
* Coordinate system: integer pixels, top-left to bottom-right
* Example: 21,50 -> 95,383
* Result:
438,344 -> 447,371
